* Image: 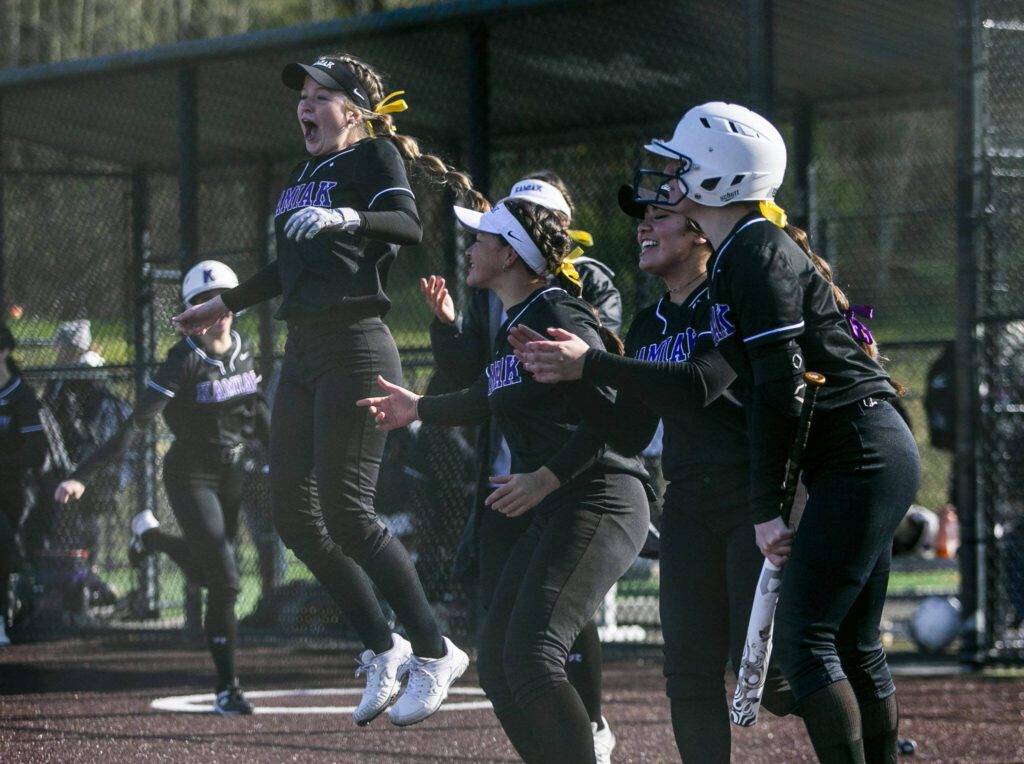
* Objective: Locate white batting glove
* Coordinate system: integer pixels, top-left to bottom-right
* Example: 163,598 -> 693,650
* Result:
284,206 -> 361,240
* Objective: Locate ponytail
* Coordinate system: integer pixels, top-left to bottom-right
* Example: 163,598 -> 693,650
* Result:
783,222 -> 906,394
329,54 -> 490,213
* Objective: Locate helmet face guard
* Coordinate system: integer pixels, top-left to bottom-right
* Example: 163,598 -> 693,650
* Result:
631,143 -> 693,208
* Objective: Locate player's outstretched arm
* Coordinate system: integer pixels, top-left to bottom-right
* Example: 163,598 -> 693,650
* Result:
172,296 -> 229,336
419,275 -> 456,325
357,375 -> 421,431
509,324 -> 590,383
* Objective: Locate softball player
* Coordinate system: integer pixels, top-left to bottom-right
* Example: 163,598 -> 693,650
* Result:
510,186 -> 797,762
360,198 -> 650,764
420,173 -> 621,761
55,261 -> 267,714
172,54 -> 480,727
0,323 -> 48,647
634,102 -> 918,763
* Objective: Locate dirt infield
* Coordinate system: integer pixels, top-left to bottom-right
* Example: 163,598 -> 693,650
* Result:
0,639 -> 1021,763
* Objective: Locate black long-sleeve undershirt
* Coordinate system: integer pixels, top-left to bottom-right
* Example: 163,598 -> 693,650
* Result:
222,195 -> 420,314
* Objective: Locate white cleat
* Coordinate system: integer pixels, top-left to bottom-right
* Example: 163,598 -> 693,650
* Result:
352,633 -> 413,726
128,510 -> 160,567
388,636 -> 469,727
593,715 -> 616,764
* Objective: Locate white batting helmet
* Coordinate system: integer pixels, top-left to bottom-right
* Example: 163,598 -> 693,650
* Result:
182,260 -> 239,306
645,101 -> 787,207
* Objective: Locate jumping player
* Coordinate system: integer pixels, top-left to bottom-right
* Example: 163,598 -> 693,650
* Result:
360,198 -> 650,763
171,55 -> 479,727
509,185 -> 796,761
0,323 -> 48,647
419,174 -> 621,761
519,103 -> 920,762
54,261 -> 268,714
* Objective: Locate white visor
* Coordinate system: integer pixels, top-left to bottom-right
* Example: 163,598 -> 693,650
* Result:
453,202 -> 547,276
506,178 -> 571,217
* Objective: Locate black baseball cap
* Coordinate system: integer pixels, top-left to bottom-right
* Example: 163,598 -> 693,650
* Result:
281,58 -> 371,110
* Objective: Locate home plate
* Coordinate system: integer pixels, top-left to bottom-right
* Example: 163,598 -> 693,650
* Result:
151,686 -> 493,714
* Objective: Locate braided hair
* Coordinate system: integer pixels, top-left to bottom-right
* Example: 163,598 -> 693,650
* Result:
319,53 -> 489,213
503,199 -> 624,355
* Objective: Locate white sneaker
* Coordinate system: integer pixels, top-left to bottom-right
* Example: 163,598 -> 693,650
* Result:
352,633 -> 412,726
128,510 -> 160,567
0,620 -> 10,648
593,715 -> 616,764
388,636 -> 469,727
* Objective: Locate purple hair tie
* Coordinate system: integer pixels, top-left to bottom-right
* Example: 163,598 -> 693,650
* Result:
844,304 -> 875,345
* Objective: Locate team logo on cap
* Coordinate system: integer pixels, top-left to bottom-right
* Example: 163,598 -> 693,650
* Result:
314,59 -> 335,69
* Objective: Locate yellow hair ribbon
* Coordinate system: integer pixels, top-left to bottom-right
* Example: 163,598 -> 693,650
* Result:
567,229 -> 594,247
759,199 -> 788,228
566,246 -> 584,262
558,258 -> 582,289
374,90 -> 408,115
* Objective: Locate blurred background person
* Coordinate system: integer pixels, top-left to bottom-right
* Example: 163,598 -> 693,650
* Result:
0,322 -> 49,646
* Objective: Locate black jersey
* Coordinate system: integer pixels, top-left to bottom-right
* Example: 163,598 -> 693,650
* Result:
617,287 -> 747,482
222,138 -> 421,325
706,213 -> 894,408
420,286 -> 645,484
73,332 -> 270,483
706,213 -> 895,523
0,376 -> 48,481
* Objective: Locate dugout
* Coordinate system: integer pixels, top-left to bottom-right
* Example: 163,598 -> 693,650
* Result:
0,0 -> 1020,665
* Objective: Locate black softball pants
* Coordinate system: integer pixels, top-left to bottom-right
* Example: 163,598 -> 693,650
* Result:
476,470 -> 649,764
159,447 -> 243,688
659,478 -> 795,763
478,500 -> 606,726
269,316 -> 442,657
774,399 -> 920,704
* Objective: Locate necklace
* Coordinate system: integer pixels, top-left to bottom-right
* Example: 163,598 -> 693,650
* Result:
667,271 -> 707,295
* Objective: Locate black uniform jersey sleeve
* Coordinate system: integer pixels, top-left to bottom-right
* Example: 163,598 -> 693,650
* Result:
221,261 -> 282,313
418,373 -> 492,427
582,343 -> 736,411
0,380 -> 48,471
429,289 -> 493,388
726,240 -> 806,348
358,191 -> 421,245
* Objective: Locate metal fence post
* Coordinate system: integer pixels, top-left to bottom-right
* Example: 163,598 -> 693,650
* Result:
956,0 -> 984,665
131,168 -> 159,619
178,65 -> 199,276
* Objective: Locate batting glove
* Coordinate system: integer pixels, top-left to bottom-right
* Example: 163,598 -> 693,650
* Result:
285,206 -> 361,240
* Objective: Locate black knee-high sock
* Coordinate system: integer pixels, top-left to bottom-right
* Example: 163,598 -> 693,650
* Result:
860,693 -> 898,764
205,594 -> 237,690
799,680 -> 866,764
565,619 -> 603,725
519,682 -> 596,764
362,538 -> 444,658
670,697 -> 730,764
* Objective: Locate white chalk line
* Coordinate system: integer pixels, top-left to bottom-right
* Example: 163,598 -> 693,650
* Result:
151,686 -> 493,715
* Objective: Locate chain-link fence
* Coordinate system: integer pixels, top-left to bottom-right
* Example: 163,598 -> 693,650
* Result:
0,0 -> 1013,662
